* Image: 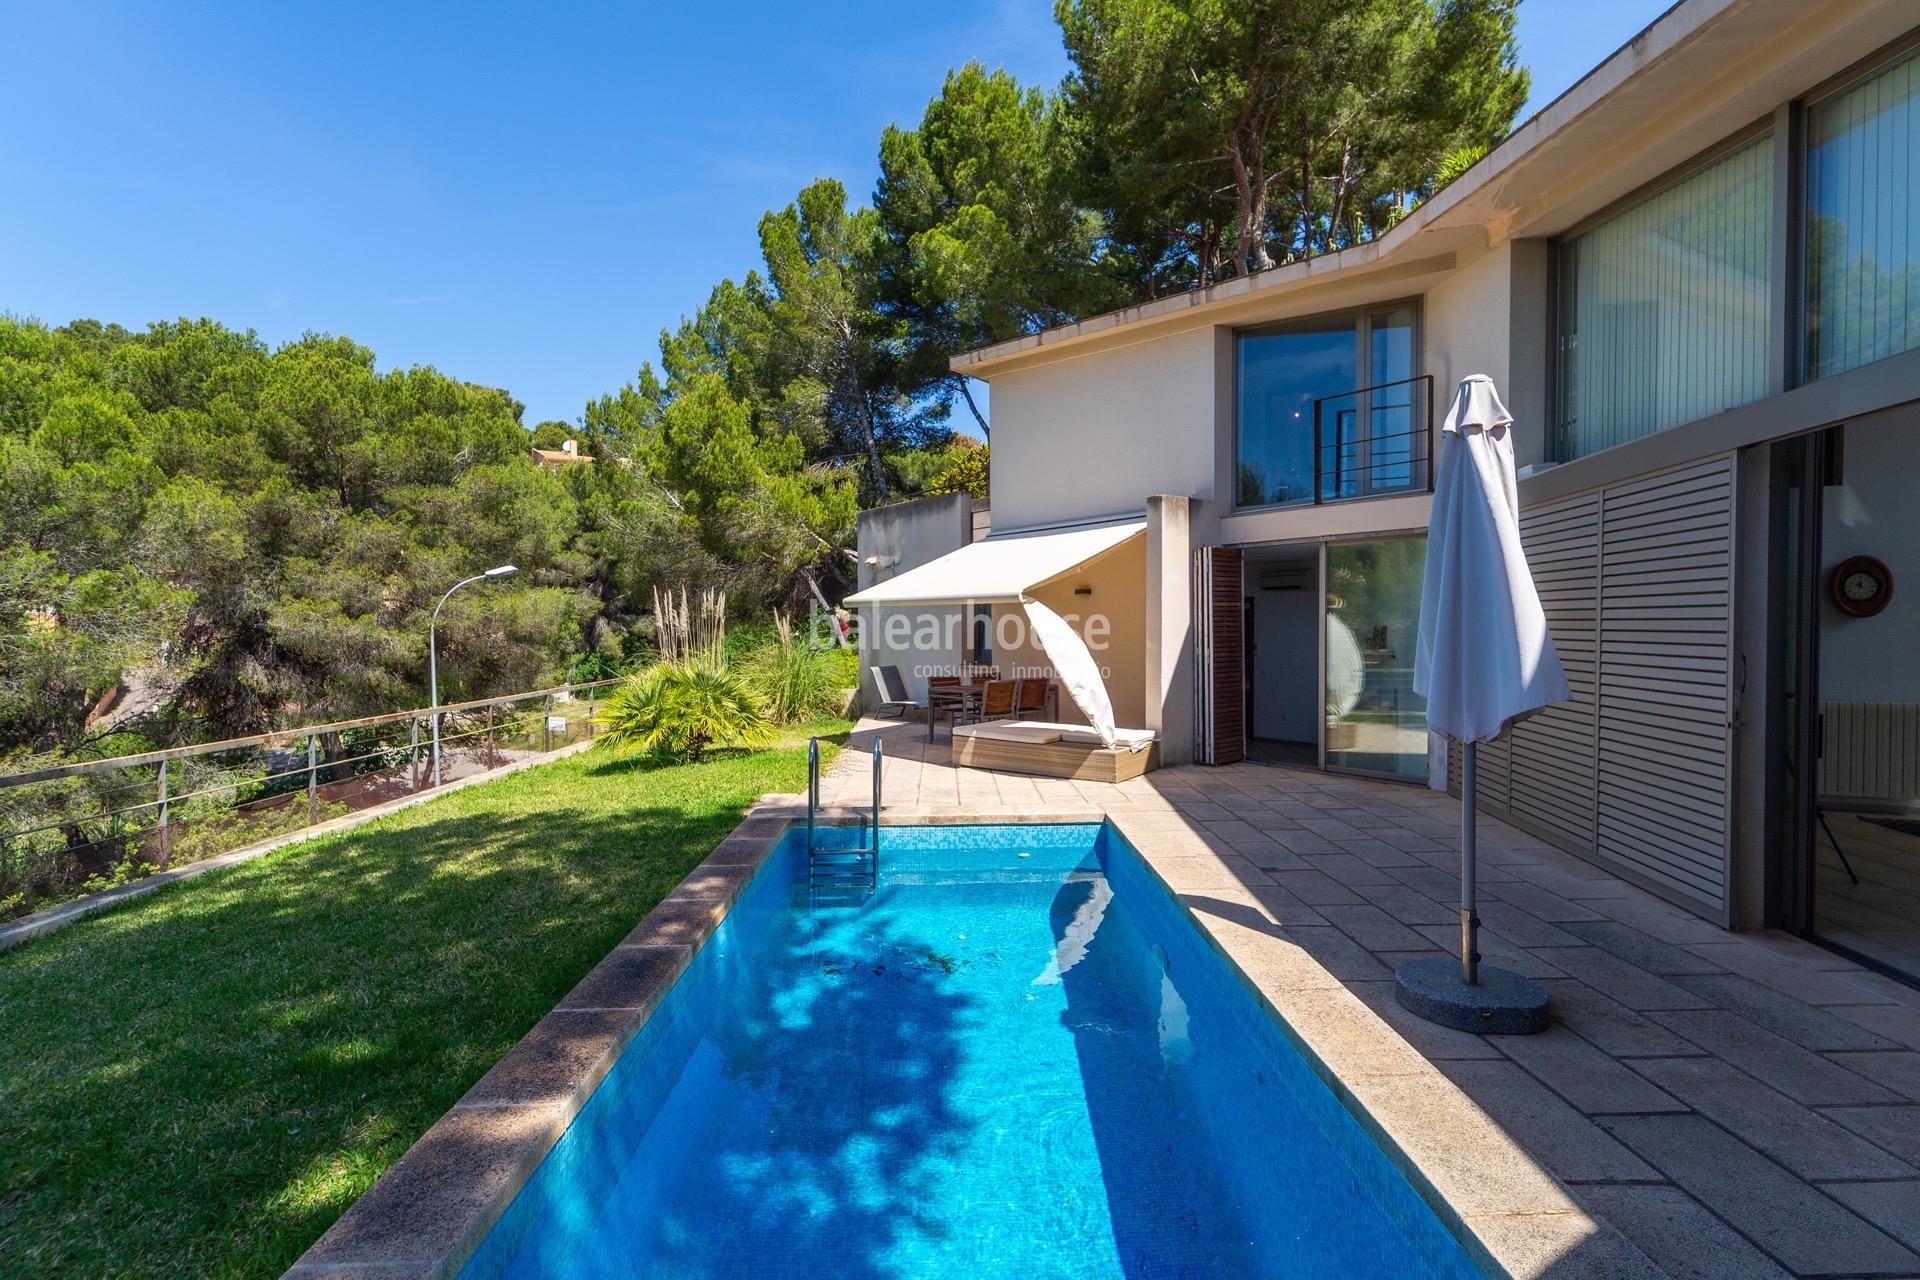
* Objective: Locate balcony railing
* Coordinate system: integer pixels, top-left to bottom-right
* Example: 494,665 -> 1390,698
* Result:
1312,374 -> 1434,504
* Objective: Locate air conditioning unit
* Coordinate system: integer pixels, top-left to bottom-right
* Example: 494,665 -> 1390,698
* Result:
1257,568 -> 1314,591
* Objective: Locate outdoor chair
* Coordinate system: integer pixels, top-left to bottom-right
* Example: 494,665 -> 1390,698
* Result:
927,674 -> 963,714
870,665 -> 925,721
1013,678 -> 1050,719
972,679 -> 1016,724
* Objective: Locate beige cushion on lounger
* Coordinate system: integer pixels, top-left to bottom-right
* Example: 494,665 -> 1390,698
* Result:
1059,727 -> 1158,752
952,721 -> 1066,745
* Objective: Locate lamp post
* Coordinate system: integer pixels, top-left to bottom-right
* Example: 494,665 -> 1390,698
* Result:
430,565 -> 517,786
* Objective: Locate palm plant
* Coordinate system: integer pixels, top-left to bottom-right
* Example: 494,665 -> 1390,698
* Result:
594,660 -> 771,762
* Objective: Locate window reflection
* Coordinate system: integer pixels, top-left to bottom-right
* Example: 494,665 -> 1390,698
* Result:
1235,307 -> 1415,508
1807,47 -> 1920,379
1325,538 -> 1429,779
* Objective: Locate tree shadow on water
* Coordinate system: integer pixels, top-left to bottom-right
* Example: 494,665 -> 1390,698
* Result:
641,894 -> 978,1280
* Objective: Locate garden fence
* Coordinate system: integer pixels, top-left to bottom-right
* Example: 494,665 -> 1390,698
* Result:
0,678 -> 627,919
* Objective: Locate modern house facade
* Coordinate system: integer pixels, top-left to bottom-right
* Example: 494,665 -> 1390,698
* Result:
852,0 -> 1920,983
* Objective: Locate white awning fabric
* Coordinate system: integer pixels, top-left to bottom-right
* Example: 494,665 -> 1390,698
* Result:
843,519 -> 1145,607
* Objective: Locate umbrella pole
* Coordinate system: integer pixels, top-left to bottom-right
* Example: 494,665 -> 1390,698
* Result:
1461,741 -> 1480,985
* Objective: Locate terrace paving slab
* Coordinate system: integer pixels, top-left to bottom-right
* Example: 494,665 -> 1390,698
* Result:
1573,1184 -> 1796,1280
1560,921 -> 1728,975
1348,978 -> 1507,1061
1534,979 -> 1705,1058
1648,1009 -> 1903,1106
1829,1050 -> 1920,1102
1494,1026 -> 1688,1116
1435,1059 -> 1660,1182
1834,1000 -> 1920,1051
1531,946 -> 1719,1011
1600,1113 -> 1920,1275
1628,1056 -> 1918,1180
1671,973 -> 1903,1051
1827,1105 -> 1920,1164
1823,1181 -> 1920,1253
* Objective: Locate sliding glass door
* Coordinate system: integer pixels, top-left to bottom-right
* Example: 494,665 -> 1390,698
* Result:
1782,421 -> 1920,984
1323,537 -> 1429,779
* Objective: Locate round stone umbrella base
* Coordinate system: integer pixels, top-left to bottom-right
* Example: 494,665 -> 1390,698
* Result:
1394,958 -> 1550,1035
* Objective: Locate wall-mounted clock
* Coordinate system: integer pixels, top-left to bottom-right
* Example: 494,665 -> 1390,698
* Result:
1829,555 -> 1893,618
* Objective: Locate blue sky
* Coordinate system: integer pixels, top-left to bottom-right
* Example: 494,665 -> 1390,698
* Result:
1,0 -> 1671,428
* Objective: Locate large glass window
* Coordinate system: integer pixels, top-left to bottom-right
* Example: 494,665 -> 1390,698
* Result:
1556,134 -> 1773,459
1807,47 -> 1920,380
1236,306 -> 1416,508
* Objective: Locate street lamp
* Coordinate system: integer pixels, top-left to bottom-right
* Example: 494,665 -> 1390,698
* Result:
430,564 -> 517,786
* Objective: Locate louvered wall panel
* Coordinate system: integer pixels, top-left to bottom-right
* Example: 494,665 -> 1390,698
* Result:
1509,492 -> 1602,850
1594,458 -> 1734,915
1450,457 -> 1736,922
1447,736 -> 1511,810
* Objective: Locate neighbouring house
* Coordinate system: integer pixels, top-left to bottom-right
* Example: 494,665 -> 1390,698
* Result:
848,0 -> 1920,981
531,438 -> 593,466
853,493 -> 992,711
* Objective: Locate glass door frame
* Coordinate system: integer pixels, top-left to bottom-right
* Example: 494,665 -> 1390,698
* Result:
1320,531 -> 1431,785
1776,426 -> 1920,988
1777,432 -> 1823,939
1233,531 -> 1433,787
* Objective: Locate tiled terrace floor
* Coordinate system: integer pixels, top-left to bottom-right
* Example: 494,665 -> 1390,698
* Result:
822,718 -> 1920,1279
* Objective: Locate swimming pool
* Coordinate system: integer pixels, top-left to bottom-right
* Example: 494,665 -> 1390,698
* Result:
458,822 -> 1485,1279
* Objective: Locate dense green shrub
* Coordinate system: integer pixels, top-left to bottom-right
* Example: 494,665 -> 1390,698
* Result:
745,634 -> 844,724
594,662 -> 771,762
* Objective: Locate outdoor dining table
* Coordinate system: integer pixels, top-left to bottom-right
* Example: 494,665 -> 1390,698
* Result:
928,680 -> 1058,739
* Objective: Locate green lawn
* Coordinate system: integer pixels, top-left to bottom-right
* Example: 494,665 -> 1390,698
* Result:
0,719 -> 850,1279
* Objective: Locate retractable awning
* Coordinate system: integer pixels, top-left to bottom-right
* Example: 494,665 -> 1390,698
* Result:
843,519 -> 1145,607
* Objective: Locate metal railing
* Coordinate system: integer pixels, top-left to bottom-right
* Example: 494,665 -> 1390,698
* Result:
805,736 -> 880,895
1312,373 -> 1435,504
0,677 -> 626,919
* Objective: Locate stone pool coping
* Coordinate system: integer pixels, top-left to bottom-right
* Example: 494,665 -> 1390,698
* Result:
284,801 -> 1663,1280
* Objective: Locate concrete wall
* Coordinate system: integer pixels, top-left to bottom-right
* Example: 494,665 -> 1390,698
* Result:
987,327 -> 1218,531
1421,240 -> 1560,467
987,535 -> 1149,730
1145,495 -> 1195,764
855,493 -> 974,710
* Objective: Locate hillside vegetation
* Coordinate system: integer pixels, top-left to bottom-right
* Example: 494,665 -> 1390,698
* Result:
1,0 -> 1526,763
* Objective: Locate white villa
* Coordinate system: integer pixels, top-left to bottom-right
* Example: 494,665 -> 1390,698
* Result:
850,0 -> 1920,983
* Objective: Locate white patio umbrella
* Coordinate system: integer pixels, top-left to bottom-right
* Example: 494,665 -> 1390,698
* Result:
1022,599 -> 1117,748
1411,374 -> 1569,1009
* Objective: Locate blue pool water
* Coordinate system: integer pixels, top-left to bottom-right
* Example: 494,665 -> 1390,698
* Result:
460,824 -> 1484,1279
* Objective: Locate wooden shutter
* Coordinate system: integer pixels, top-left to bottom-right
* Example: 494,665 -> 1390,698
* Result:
1193,547 -> 1245,765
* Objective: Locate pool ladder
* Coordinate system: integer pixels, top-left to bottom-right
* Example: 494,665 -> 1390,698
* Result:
806,736 -> 880,893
